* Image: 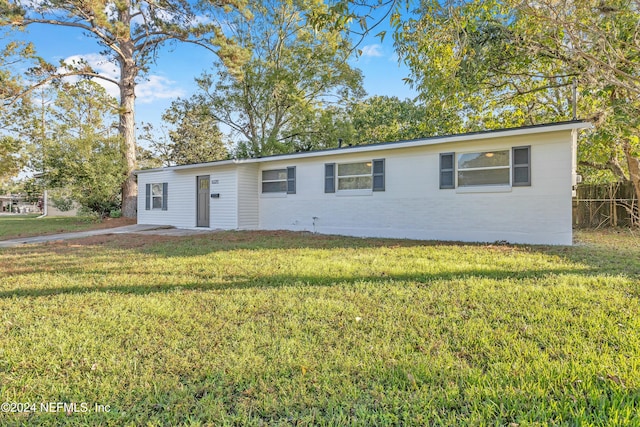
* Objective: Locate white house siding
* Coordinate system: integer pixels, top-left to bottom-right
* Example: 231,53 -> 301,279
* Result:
137,166 -> 239,229
137,169 -> 196,227
237,164 -> 259,229
209,167 -> 238,229
258,130 -> 574,245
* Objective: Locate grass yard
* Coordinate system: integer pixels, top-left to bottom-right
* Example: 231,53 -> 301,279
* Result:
0,229 -> 638,426
0,215 -> 135,240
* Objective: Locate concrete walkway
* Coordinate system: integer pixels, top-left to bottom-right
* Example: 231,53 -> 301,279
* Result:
0,224 -> 205,248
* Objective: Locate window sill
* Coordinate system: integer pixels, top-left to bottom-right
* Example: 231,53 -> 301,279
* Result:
456,185 -> 512,194
336,189 -> 373,197
261,192 -> 288,198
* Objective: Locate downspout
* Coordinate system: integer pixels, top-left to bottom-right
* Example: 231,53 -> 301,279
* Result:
571,129 -> 578,197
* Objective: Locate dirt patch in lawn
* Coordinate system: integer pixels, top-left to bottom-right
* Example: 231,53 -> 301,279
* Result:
89,217 -> 137,229
49,232 -> 177,250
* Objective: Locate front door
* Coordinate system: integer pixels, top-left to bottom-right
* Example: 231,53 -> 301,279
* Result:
197,175 -> 210,227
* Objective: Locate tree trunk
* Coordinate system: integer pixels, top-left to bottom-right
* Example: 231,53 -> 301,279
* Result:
623,140 -> 640,225
118,11 -> 138,219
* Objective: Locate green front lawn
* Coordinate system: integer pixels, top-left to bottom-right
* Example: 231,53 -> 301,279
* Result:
0,215 -> 132,240
0,230 -> 638,425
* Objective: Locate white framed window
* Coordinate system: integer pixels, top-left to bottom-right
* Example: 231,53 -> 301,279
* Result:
457,150 -> 510,187
145,183 -> 167,210
262,167 -> 295,194
324,159 -> 385,193
151,183 -> 163,208
439,146 -> 531,190
338,162 -> 373,190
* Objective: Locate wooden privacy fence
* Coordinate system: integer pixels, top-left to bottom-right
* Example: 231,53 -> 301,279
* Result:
573,182 -> 638,228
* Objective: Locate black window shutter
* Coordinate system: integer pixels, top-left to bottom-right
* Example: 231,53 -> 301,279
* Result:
145,183 -> 151,210
372,159 -> 385,191
439,153 -> 455,189
512,146 -> 531,186
162,182 -> 168,210
287,166 -> 296,194
325,163 -> 335,193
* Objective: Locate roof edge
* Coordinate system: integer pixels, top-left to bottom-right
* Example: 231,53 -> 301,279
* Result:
135,120 -> 591,174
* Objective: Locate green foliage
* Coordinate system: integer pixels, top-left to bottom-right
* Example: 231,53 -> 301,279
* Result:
0,229 -> 638,424
195,0 -> 365,157
160,98 -> 228,165
0,135 -> 26,185
393,0 -> 640,217
1,0 -> 253,217
348,95 -> 462,144
16,175 -> 41,203
135,143 -> 164,170
394,0 -> 574,129
0,38 -> 35,104
43,80 -> 126,217
50,194 -> 74,212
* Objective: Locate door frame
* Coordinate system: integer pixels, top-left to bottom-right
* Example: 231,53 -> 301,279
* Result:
196,175 -> 210,227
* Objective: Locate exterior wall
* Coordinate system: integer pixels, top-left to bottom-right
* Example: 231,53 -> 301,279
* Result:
45,188 -> 80,217
137,165 -> 240,229
237,164 -> 259,229
209,167 -> 238,229
137,127 -> 578,245
258,130 -> 574,245
137,169 -> 197,227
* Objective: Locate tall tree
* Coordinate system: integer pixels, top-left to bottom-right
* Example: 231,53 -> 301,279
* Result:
0,136 -> 27,185
161,98 -> 227,165
0,38 -> 35,184
44,80 -> 126,216
348,95 -> 462,144
0,0 -> 250,217
193,0 -> 365,157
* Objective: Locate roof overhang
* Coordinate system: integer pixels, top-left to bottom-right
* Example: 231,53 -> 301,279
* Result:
135,120 -> 591,174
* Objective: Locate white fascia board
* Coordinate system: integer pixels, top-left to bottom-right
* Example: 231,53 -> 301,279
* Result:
135,159 -> 237,174
251,121 -> 591,165
134,121 -> 591,174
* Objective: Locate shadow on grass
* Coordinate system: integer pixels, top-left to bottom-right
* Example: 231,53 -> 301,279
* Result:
0,266 -> 600,299
2,230 -> 638,301
81,230 -> 640,277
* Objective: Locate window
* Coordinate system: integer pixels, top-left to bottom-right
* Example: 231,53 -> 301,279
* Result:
262,167 -> 295,194
372,159 -> 385,191
145,183 -> 167,210
512,146 -> 531,186
325,159 -> 385,193
338,162 -> 372,190
439,153 -> 455,189
439,146 -> 532,189
458,150 -> 510,187
325,163 -> 335,193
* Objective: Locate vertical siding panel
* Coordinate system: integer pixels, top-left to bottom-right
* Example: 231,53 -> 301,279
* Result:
209,168 -> 238,229
237,164 -> 259,229
137,170 -> 196,227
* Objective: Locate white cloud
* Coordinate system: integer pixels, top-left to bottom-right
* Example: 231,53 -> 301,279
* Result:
136,75 -> 185,103
59,53 -> 185,103
360,44 -> 384,58
59,53 -> 120,98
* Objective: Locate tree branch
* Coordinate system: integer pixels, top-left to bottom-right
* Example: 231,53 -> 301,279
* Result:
4,70 -> 119,109
579,159 -> 629,182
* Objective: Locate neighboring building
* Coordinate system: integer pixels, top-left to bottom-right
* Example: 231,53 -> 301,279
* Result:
0,195 -> 39,214
135,121 -> 590,245
42,188 -> 80,217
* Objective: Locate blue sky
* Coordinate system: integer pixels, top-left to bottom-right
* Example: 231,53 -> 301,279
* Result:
8,15 -> 417,135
